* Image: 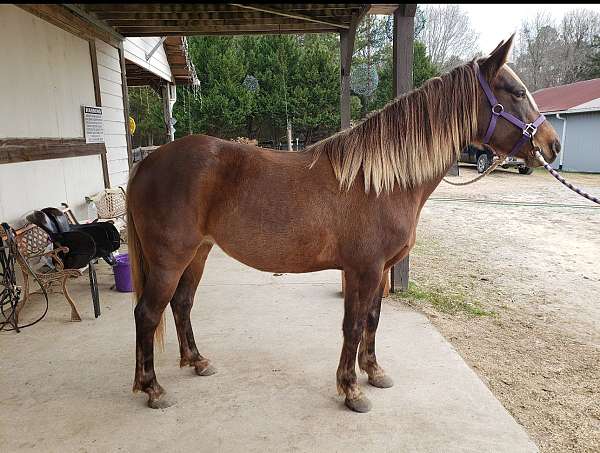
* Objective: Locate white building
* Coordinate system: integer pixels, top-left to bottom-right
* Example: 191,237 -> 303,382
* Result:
0,5 -> 197,225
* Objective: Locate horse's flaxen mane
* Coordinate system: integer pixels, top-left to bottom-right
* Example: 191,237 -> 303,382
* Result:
308,62 -> 480,194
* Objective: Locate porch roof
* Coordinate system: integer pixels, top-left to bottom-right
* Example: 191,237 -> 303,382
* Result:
76,3 -> 401,36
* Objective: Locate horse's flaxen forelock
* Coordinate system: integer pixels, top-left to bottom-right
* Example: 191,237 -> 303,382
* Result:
308,62 -> 479,195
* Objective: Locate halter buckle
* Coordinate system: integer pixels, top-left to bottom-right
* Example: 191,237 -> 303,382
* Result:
491,104 -> 504,115
523,123 -> 537,138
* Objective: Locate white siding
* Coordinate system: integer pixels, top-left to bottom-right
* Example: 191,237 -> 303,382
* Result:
0,5 -> 105,224
124,37 -> 173,83
95,38 -> 130,188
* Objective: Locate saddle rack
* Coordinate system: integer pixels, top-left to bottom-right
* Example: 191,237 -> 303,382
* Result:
26,206 -> 120,318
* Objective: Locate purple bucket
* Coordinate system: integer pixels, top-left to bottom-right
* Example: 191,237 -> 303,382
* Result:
113,253 -> 134,292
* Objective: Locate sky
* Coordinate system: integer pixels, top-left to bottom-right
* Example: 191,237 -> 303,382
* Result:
435,4 -> 600,56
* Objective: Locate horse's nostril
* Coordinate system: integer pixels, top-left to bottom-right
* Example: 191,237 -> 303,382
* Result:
552,140 -> 561,154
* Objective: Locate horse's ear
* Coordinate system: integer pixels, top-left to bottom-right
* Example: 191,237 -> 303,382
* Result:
489,40 -> 505,55
481,34 -> 515,77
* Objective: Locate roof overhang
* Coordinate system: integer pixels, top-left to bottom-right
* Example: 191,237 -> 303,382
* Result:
73,4 -> 406,37
124,36 -> 199,87
543,107 -> 600,116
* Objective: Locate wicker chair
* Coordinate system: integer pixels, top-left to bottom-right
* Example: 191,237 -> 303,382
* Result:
14,224 -> 82,323
86,187 -> 127,243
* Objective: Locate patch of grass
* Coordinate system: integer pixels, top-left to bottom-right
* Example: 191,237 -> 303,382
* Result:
392,281 -> 496,317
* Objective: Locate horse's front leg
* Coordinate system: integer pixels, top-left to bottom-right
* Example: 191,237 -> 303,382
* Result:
337,266 -> 383,413
358,273 -> 394,389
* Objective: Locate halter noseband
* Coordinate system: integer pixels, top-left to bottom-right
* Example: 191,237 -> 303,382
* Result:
474,62 -> 546,157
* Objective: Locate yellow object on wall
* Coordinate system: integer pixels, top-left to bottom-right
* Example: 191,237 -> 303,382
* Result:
129,116 -> 136,135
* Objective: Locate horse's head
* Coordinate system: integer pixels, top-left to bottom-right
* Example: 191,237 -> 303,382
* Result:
474,35 -> 561,167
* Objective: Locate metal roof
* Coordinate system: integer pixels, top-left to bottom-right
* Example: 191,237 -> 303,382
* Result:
533,78 -> 600,114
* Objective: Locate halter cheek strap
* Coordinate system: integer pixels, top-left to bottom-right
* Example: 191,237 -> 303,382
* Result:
475,62 -> 546,157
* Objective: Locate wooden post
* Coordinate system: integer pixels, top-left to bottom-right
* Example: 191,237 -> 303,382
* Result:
391,5 -> 416,294
89,39 -> 110,189
339,29 -> 353,129
118,42 -> 134,169
162,83 -> 176,143
339,7 -> 391,296
339,12 -> 362,295
448,158 -> 459,176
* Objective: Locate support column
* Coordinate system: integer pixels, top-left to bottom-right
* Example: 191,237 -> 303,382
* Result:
162,83 -> 176,143
391,5 -> 416,294
339,29 -> 353,129
118,42 -> 134,170
340,11 -> 362,296
89,39 -> 110,188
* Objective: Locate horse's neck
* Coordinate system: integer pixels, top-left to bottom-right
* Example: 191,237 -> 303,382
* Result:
392,159 -> 454,213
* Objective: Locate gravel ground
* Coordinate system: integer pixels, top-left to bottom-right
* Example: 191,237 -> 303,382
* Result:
386,165 -> 600,452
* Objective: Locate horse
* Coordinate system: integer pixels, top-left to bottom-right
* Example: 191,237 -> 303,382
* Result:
127,35 -> 561,412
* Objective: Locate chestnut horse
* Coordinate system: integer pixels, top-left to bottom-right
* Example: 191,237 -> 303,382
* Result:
127,36 -> 560,412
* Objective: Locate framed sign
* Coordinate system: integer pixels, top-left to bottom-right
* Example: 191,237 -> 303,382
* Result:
83,105 -> 104,144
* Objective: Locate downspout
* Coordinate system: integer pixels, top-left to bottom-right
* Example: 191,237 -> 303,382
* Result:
556,113 -> 567,170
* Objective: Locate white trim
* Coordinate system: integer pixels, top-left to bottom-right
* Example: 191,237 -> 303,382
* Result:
555,113 -> 567,169
541,107 -> 600,115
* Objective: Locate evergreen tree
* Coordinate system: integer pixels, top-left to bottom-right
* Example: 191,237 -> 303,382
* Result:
137,19 -> 439,146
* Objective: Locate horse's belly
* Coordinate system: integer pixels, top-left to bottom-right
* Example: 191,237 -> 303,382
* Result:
208,220 -> 339,274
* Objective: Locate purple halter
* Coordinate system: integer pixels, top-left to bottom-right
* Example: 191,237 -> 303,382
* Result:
474,62 -> 546,157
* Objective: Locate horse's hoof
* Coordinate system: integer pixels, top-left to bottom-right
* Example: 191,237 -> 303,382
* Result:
195,363 -> 217,376
368,374 -> 394,389
345,395 -> 372,413
148,393 -> 176,409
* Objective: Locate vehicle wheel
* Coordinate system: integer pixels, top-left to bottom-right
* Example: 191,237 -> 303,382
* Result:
476,153 -> 490,173
518,166 -> 533,175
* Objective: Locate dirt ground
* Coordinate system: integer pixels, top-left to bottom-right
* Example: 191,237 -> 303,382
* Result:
387,165 -> 600,453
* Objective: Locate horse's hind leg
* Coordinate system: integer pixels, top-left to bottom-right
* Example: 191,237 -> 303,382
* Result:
358,272 -> 394,389
170,242 -> 216,376
133,264 -> 186,409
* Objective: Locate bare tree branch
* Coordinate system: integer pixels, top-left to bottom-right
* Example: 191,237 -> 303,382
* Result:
421,5 -> 480,72
514,8 -> 600,90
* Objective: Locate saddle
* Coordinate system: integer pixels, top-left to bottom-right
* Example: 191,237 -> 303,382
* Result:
26,208 -> 120,269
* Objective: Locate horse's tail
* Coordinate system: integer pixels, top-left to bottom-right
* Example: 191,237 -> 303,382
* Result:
127,165 -> 165,350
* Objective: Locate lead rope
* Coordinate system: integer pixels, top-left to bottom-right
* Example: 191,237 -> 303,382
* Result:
535,149 -> 600,205
442,156 -> 506,186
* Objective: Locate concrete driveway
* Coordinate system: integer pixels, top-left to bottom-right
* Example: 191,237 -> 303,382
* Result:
0,247 -> 537,452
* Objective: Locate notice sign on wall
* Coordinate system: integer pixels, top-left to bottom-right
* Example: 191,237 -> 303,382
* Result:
83,105 -> 104,144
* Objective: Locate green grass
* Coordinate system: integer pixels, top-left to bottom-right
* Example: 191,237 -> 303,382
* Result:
392,281 -> 496,317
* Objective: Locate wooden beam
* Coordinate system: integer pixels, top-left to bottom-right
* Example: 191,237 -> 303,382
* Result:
116,26 -> 340,37
392,6 -> 415,97
61,4 -> 124,42
391,5 -> 416,293
114,21 -> 341,33
368,4 -> 402,15
161,83 -> 175,143
85,4 -> 251,13
339,6 -> 369,129
106,17 -> 344,28
85,3 -> 358,14
16,4 -> 120,47
267,4 -> 353,12
229,4 -> 348,29
0,139 -> 106,164
390,254 -> 410,292
118,43 -> 134,171
94,10 -> 355,21
89,39 -> 111,189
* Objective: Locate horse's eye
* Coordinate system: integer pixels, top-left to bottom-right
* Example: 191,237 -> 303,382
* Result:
515,90 -> 526,99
